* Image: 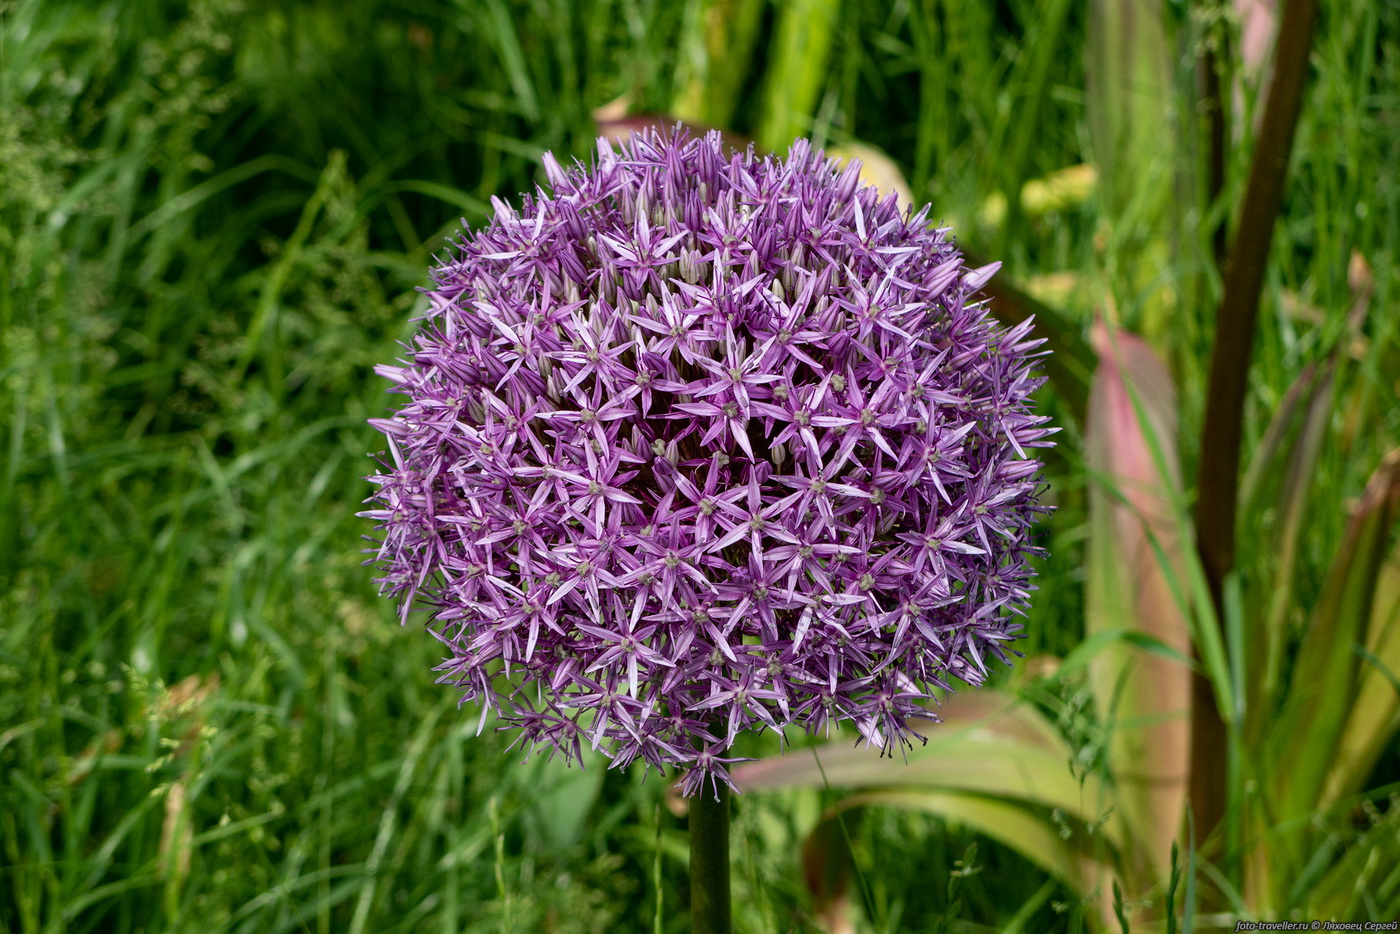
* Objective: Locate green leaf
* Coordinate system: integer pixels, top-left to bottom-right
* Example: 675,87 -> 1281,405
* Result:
1084,322 -> 1192,887
381,180 -> 489,220
1083,0 -> 1179,343
834,789 -> 1115,899
1084,0 -> 1172,217
517,749 -> 608,852
733,690 -> 1124,854
1269,450 -> 1400,869
127,153 -> 319,241
474,0 -> 541,122
1320,452 -> 1400,809
1055,628 -> 1196,684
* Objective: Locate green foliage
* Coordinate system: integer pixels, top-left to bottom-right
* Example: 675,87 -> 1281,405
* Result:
4,0 -> 1399,932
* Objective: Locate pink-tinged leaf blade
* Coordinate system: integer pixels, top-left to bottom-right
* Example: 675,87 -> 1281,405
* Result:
1084,322 -> 1191,887
1238,361 -> 1322,520
1236,0 -> 1278,81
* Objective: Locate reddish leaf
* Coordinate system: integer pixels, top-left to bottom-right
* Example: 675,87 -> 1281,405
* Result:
1084,321 -> 1191,887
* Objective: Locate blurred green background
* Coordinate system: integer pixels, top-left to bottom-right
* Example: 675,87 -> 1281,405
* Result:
2,0 -> 1398,931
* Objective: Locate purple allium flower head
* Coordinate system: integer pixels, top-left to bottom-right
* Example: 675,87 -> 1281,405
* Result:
363,128 -> 1053,796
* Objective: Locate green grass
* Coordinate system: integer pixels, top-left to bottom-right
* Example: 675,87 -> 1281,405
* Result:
2,0 -> 1398,931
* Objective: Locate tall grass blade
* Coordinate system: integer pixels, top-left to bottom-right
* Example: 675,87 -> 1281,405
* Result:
347,708 -> 444,934
1237,361 -> 1321,522
1084,0 -> 1178,339
755,0 -> 840,151
1197,1 -> 1231,267
1241,257 -> 1372,738
476,0 -> 541,122
991,0 -> 1074,254
1308,796 -> 1400,921
1166,841 -> 1181,934
670,0 -> 766,130
908,0 -> 945,195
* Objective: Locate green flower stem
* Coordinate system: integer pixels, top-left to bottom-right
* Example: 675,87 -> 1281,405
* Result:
689,780 -> 732,934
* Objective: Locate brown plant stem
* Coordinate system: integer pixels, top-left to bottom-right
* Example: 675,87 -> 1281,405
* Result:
1190,0 -> 1319,847
689,779 -> 732,934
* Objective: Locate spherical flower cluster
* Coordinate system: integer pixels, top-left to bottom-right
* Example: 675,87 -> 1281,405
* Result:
364,129 -> 1052,795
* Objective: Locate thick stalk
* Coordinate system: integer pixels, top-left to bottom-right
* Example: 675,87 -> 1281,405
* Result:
689,780 -> 732,934
1190,0 -> 1319,845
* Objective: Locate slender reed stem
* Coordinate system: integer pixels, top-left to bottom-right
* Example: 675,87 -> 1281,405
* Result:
689,780 -> 732,934
1190,0 -> 1319,845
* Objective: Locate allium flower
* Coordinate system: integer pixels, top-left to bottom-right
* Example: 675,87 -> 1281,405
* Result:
363,128 -> 1052,795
